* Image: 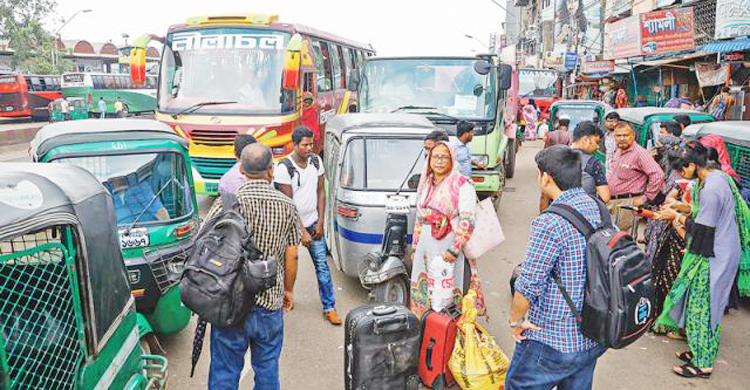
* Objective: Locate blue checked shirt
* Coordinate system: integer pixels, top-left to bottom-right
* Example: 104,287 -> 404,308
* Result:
514,188 -> 602,353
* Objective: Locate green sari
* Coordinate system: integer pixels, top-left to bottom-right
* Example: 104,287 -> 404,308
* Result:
655,172 -> 750,368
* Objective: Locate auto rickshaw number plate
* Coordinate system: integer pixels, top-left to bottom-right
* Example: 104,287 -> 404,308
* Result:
119,227 -> 150,249
385,194 -> 410,215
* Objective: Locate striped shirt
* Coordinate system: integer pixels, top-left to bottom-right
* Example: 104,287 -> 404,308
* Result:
515,188 -> 601,353
607,142 -> 664,201
204,179 -> 301,311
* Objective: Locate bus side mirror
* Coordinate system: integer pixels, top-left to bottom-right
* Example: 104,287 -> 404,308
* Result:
474,60 -> 492,75
347,72 -> 360,92
498,64 -> 512,90
407,174 -> 421,190
130,47 -> 146,86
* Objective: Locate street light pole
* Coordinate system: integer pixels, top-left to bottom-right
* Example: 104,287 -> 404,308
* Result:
465,34 -> 490,51
53,9 -> 92,70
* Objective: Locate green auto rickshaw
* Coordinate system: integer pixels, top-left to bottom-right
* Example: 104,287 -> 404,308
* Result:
549,100 -> 614,131
614,107 -> 714,149
682,120 -> 750,188
50,98 -> 89,122
0,163 -> 167,390
30,118 -> 198,338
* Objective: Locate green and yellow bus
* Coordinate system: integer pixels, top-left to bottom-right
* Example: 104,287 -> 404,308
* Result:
62,72 -> 157,116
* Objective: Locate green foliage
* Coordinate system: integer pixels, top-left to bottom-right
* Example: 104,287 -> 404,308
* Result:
0,0 -> 72,74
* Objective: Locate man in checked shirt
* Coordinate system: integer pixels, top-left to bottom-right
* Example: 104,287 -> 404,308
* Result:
507,146 -> 607,390
607,122 -> 665,231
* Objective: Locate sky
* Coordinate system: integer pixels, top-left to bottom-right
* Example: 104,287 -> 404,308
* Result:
48,0 -> 506,56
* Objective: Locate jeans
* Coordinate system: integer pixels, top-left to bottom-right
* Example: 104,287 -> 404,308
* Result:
307,224 -> 336,312
505,340 -> 606,390
209,306 -> 284,390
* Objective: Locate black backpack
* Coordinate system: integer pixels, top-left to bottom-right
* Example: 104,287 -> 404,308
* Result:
576,150 -> 597,197
180,192 -> 278,329
275,155 -> 320,189
546,199 -> 654,349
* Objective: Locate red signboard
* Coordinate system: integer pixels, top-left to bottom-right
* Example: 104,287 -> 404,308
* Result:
582,60 -> 615,74
640,7 -> 695,55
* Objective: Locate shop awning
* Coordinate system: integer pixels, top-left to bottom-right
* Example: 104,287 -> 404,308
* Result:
701,38 -> 750,53
637,51 -> 716,68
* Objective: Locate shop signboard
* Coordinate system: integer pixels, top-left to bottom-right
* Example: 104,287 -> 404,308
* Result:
582,60 -> 615,74
565,52 -> 578,70
640,7 -> 695,56
605,15 -> 642,60
715,0 -> 750,40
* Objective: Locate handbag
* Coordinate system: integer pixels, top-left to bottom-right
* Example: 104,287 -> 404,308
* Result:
463,198 -> 505,259
427,212 -> 453,240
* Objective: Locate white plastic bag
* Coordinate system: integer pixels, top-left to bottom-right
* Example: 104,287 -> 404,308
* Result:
428,255 -> 455,311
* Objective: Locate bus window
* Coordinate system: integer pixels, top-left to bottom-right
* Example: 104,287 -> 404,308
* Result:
329,44 -> 343,90
303,73 -> 314,93
44,77 -> 56,91
92,75 -> 103,89
105,76 -> 115,89
147,76 -> 157,89
120,76 -> 129,89
336,45 -> 348,87
312,41 -> 333,92
344,47 -> 356,70
27,76 -> 42,91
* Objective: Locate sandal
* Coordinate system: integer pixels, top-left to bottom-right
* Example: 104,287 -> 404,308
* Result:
673,363 -> 711,379
675,351 -> 694,363
666,331 -> 685,340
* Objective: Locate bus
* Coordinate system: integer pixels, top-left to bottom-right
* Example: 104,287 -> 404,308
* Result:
129,14 -> 374,195
517,68 -> 561,115
61,72 -> 157,116
0,74 -> 61,120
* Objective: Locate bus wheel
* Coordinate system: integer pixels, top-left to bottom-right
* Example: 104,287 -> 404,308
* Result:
505,139 -> 517,179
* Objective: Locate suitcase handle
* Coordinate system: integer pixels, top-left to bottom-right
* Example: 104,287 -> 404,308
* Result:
374,314 -> 408,334
425,338 -> 435,370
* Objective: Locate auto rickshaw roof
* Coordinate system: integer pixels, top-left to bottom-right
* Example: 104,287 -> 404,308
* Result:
30,118 -> 187,159
551,100 -> 612,109
683,121 -> 750,148
325,113 -> 437,139
0,163 -> 110,231
615,107 -> 710,124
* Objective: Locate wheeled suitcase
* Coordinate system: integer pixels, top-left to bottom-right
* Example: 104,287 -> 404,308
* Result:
344,304 -> 421,390
419,306 -> 460,389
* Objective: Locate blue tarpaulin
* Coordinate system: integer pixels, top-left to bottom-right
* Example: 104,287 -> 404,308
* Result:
701,38 -> 750,53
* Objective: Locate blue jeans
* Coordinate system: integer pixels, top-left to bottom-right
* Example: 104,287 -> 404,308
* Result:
505,340 -> 606,390
209,306 -> 284,390
307,225 -> 336,312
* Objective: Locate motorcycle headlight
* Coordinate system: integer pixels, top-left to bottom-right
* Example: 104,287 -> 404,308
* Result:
363,252 -> 384,272
167,258 -> 187,275
472,155 -> 489,166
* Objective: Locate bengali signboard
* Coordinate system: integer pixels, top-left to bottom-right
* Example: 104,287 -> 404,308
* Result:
582,60 -> 615,74
605,16 -> 642,60
715,0 -> 750,40
640,7 -> 695,56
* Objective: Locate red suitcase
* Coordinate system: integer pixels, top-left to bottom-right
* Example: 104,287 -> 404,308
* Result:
419,306 -> 460,389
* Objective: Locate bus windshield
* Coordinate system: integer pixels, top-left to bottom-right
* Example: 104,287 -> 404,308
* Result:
55,152 -> 194,226
518,69 -> 559,98
359,58 -> 497,120
159,27 -> 294,115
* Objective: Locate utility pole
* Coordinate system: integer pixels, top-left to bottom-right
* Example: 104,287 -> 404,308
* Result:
52,9 -> 92,71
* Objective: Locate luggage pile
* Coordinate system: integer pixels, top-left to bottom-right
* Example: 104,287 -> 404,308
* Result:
344,289 -> 509,390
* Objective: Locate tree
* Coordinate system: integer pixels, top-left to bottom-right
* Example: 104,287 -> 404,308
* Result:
0,0 -> 73,74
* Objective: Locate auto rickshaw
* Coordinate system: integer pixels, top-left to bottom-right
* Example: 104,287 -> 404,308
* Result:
50,97 -> 88,122
682,121 -> 750,187
614,107 -> 714,149
30,119 -> 198,338
324,113 -> 438,305
549,100 -> 613,130
0,163 -> 167,390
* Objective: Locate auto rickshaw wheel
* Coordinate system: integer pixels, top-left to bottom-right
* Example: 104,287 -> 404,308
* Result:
372,275 -> 410,307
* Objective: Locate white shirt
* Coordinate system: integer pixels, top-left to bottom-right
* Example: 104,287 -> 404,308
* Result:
274,156 -> 325,227
60,99 -> 69,113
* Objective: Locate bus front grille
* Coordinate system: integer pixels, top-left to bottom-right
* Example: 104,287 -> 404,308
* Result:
191,157 -> 236,179
189,129 -> 238,146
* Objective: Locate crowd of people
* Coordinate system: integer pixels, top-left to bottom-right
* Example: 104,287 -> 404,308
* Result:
196,109 -> 749,389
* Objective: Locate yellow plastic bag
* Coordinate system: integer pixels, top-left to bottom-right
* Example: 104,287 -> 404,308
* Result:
449,289 -> 510,390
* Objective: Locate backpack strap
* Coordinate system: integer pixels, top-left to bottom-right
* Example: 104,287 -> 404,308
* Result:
546,204 -> 596,238
552,273 -> 582,323
310,154 -> 320,170
279,158 -> 299,187
220,191 -> 240,211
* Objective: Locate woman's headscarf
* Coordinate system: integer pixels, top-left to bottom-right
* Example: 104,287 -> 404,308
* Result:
417,141 -> 470,219
699,134 -> 740,182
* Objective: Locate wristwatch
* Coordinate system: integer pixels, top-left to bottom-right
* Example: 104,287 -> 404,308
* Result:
508,317 -> 525,329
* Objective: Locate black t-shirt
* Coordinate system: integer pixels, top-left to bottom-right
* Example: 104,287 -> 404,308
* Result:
584,155 -> 607,186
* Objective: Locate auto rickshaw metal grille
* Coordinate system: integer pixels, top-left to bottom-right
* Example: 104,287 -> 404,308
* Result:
726,143 -> 750,188
0,226 -> 85,390
144,243 -> 192,293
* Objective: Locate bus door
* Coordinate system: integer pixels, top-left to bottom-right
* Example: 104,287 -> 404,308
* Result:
311,40 -> 339,135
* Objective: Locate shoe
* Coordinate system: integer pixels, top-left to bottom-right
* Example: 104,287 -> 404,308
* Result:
324,310 -> 342,326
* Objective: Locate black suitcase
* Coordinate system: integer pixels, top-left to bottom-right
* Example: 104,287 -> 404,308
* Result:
344,304 -> 421,390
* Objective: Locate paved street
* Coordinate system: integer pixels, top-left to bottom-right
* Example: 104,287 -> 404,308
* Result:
144,140 -> 748,390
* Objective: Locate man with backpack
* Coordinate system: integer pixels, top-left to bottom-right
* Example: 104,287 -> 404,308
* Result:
507,146 -> 607,389
571,121 -> 610,203
202,143 -> 301,390
709,87 -> 735,120
274,127 -> 342,325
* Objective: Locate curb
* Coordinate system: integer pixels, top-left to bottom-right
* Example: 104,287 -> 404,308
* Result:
0,126 -> 43,147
